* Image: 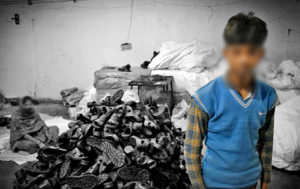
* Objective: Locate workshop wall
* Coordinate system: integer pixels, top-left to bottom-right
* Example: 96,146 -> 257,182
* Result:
0,0 -> 299,99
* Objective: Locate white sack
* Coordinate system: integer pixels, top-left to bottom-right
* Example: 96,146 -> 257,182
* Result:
172,100 -> 189,120
268,60 -> 300,90
149,41 -> 219,73
121,89 -> 139,102
272,95 -> 300,170
171,100 -> 189,131
76,87 -> 98,116
275,88 -> 300,104
182,59 -> 228,95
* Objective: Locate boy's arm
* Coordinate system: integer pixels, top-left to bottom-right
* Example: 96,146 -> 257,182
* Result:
184,98 -> 208,189
256,107 -> 275,187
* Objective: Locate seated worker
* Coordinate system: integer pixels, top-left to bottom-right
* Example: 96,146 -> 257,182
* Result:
10,96 -> 59,154
184,12 -> 277,189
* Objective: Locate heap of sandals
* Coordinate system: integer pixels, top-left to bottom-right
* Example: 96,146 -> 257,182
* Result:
14,90 -> 191,189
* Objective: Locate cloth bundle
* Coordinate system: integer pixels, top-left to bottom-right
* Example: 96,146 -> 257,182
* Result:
149,40 -> 219,73
257,60 -> 300,90
14,90 -> 191,189
268,60 -> 300,90
272,95 -> 300,171
61,87 -> 85,107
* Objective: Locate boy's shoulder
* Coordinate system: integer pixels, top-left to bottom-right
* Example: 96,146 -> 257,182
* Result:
256,79 -> 276,95
192,77 -> 222,114
194,76 -> 222,96
256,79 -> 278,109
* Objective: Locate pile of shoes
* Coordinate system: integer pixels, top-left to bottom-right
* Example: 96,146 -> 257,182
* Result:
14,90 -> 191,189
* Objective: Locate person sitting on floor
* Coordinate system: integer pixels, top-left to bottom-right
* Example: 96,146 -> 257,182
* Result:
10,96 -> 59,154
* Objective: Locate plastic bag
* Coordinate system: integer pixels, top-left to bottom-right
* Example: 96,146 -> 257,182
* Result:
121,89 -> 139,102
172,100 -> 189,120
75,88 -> 99,116
171,100 -> 189,131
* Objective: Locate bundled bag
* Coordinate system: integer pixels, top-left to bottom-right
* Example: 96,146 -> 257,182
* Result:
272,95 -> 300,171
262,60 -> 300,90
149,40 -> 219,73
60,87 -> 84,106
75,87 -> 99,116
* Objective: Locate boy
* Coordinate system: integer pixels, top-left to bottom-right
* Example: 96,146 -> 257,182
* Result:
184,12 -> 277,189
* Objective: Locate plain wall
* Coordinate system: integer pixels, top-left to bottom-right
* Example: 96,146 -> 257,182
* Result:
0,0 -> 299,99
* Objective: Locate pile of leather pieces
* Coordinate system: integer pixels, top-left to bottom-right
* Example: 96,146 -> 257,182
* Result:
129,75 -> 167,85
14,90 -> 191,189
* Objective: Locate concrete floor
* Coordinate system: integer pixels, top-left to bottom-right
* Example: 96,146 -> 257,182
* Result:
0,103 -> 300,189
269,167 -> 300,189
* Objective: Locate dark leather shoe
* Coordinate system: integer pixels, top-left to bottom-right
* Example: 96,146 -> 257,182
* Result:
125,105 -> 141,122
153,170 -> 170,184
99,141 -> 125,167
39,146 -> 67,161
37,176 -> 60,189
59,160 -> 71,180
97,173 -> 109,186
121,127 -> 133,139
87,101 -> 98,108
122,181 -> 158,189
15,169 -> 26,184
19,174 -> 47,189
129,136 -> 149,150
141,61 -> 150,69
166,182 -> 177,189
152,149 -> 169,160
87,139 -> 125,168
131,169 -> 150,183
146,158 -> 157,169
66,174 -> 98,189
93,108 -> 116,129
103,133 -> 120,144
103,181 -> 115,189
106,106 -> 125,129
76,114 -> 91,124
111,89 -> 124,103
117,165 -> 142,181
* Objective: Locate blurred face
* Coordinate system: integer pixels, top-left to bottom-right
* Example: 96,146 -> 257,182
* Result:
23,100 -> 34,109
223,44 -> 264,78
20,99 -> 35,116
